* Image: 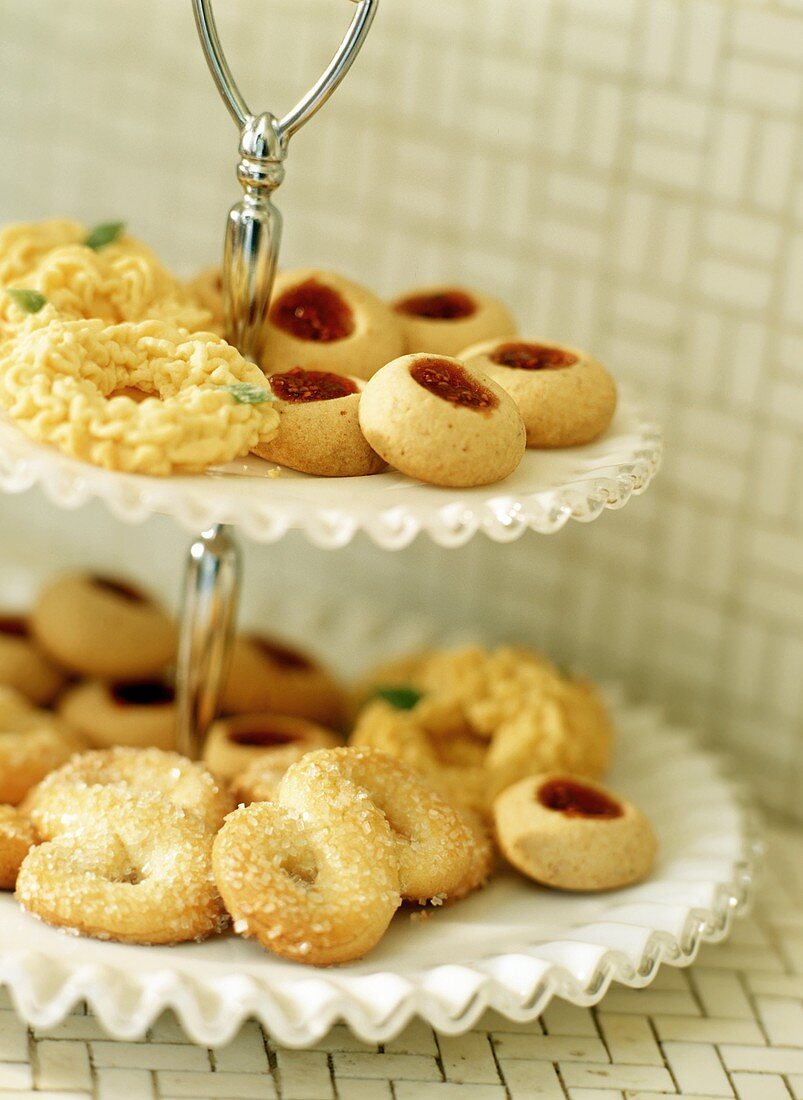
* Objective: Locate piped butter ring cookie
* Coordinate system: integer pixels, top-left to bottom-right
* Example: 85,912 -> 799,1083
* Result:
0,805 -> 36,890
0,318 -> 280,476
203,712 -> 341,783
391,285 -> 516,357
221,634 -> 346,727
16,797 -> 226,945
0,687 -> 86,806
462,338 -> 617,448
31,573 -> 176,682
359,354 -> 526,487
0,613 -> 66,706
214,765 -> 401,965
260,268 -> 405,381
23,746 -> 234,840
252,368 -> 386,476
58,679 -> 176,751
493,773 -> 657,891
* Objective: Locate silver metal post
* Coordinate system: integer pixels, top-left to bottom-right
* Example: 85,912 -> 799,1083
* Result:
176,526 -> 241,759
174,0 -> 379,759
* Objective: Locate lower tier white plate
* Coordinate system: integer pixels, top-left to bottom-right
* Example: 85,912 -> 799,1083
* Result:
0,691 -> 757,1048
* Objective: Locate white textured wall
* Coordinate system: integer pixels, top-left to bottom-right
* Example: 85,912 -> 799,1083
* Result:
0,0 -> 801,814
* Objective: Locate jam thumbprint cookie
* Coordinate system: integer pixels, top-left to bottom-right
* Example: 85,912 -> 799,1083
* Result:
31,574 -> 177,681
359,354 -> 526,487
391,285 -> 516,357
221,634 -> 346,727
261,269 -> 405,380
203,712 -> 342,783
252,368 -> 386,476
462,338 -> 617,448
493,773 -> 656,891
58,679 -> 176,751
0,613 -> 66,706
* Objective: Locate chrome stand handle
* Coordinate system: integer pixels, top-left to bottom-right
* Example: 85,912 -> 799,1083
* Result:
175,525 -> 241,760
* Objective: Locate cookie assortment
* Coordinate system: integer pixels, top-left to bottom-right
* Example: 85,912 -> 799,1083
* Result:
1,568 -> 657,963
0,220 -> 618,486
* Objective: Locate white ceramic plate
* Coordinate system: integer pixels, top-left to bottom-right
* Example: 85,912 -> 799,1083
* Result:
0,389 -> 661,548
0,695 -> 757,1048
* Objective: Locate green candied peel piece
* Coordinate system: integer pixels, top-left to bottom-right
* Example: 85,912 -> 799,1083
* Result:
84,221 -> 126,250
374,685 -> 422,711
6,288 -> 47,314
224,383 -> 275,405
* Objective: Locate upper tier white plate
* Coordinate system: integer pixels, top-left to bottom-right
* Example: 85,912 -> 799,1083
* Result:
0,691 -> 757,1048
0,389 -> 661,548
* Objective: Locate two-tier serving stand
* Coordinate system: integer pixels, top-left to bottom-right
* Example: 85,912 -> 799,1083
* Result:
0,0 -> 758,1048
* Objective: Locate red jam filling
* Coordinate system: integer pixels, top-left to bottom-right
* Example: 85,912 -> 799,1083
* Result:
228,727 -> 299,747
538,778 -> 622,819
490,342 -> 578,371
92,576 -> 146,603
270,279 -> 355,343
253,637 -> 313,671
110,681 -> 175,706
395,290 -> 476,320
410,357 -> 498,410
270,368 -> 358,404
0,615 -> 28,637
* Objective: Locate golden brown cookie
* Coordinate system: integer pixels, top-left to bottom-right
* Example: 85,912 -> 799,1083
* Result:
358,354 -> 525,487
493,773 -> 657,891
0,804 -> 36,890
0,687 -> 87,805
0,613 -> 66,706
221,634 -> 346,727
57,679 -> 176,751
392,286 -> 515,357
203,712 -> 341,783
252,368 -> 386,476
31,573 -> 177,681
231,744 -> 314,805
260,269 -> 405,381
462,338 -> 617,448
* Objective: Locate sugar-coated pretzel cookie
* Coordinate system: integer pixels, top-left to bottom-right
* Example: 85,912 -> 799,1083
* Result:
0,687 -> 86,806
31,573 -> 176,682
16,797 -> 226,945
494,773 -> 657,891
23,746 -> 234,840
221,634 -> 346,727
0,805 -> 36,890
58,679 -> 176,751
391,285 -> 516,357
203,713 -> 341,783
231,744 -> 314,805
281,747 -> 492,904
0,318 -> 280,476
252,368 -> 386,477
462,337 -> 617,448
260,269 -> 405,381
0,613 -> 66,706
358,354 -> 526,487
214,762 -> 401,965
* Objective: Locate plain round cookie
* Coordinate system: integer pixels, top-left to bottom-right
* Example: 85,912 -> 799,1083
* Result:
31,574 -> 177,681
391,285 -> 516,357
462,338 -> 617,448
358,354 -> 526,487
58,679 -> 176,751
260,269 -> 405,381
252,369 -> 386,476
493,773 -> 657,891
221,634 -> 346,726
0,614 -> 66,706
203,712 -> 341,782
